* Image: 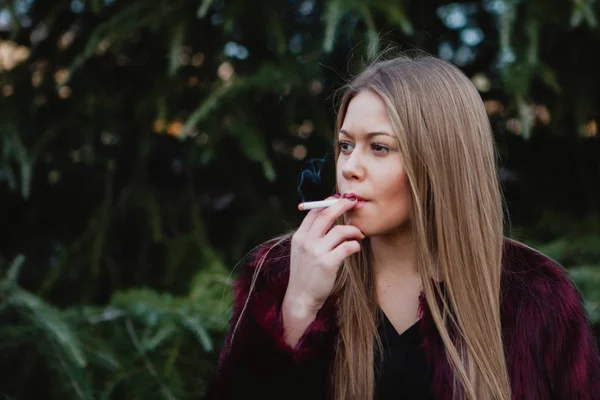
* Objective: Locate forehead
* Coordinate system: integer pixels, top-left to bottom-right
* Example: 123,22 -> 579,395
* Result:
341,89 -> 393,131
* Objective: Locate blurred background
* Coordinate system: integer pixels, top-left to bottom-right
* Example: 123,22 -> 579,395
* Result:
1,0 -> 599,398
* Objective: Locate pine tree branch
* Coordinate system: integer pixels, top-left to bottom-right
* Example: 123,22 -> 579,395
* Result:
49,339 -> 93,400
125,318 -> 176,400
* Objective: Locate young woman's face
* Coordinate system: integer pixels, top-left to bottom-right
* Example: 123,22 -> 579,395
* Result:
336,89 -> 411,237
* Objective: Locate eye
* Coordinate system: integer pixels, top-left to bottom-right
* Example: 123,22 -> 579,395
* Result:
371,142 -> 390,155
338,141 -> 354,154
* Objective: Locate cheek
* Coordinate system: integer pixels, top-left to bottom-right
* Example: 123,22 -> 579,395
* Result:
363,169 -> 411,235
335,158 -> 344,183
379,172 -> 411,223
345,170 -> 412,236
391,171 -> 411,203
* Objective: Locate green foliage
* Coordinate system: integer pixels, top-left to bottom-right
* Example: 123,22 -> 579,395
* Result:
1,0 -> 600,398
0,255 -> 231,399
569,266 -> 600,323
1,257 -> 92,399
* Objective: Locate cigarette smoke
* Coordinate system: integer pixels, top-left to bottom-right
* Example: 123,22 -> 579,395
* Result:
296,154 -> 330,203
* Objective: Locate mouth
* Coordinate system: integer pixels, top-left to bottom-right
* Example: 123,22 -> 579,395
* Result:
342,192 -> 367,202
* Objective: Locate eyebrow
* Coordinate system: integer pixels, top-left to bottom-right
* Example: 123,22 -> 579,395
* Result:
338,129 -> 394,138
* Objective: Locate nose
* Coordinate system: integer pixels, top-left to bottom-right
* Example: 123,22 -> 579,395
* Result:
341,150 -> 366,182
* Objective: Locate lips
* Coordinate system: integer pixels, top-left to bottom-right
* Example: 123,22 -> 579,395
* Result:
342,192 -> 367,201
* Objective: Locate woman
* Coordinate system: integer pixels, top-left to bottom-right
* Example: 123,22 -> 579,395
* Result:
207,54 -> 600,399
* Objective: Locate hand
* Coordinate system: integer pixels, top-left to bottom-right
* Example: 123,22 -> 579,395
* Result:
284,196 -> 365,314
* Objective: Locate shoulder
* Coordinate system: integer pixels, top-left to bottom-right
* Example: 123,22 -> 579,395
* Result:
501,238 -> 577,297
502,238 -> 569,286
501,238 -> 587,328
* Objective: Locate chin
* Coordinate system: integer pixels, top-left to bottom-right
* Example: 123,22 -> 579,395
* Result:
346,218 -> 410,239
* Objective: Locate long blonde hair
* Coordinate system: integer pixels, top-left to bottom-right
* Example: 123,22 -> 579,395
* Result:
237,53 -> 511,400
331,54 -> 511,399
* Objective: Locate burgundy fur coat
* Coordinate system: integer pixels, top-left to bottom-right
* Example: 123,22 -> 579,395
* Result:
207,238 -> 600,399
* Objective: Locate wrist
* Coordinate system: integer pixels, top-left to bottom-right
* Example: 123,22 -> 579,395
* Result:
281,293 -> 320,347
282,293 -> 322,319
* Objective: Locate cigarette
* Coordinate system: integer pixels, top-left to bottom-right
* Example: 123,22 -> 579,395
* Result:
297,199 -> 340,211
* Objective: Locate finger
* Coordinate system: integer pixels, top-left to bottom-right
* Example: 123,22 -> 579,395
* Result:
323,240 -> 361,270
295,208 -> 321,236
320,225 -> 365,252
296,195 -> 339,235
309,198 -> 358,237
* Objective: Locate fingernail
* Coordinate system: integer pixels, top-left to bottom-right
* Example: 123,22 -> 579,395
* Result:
333,193 -> 341,199
347,196 -> 357,201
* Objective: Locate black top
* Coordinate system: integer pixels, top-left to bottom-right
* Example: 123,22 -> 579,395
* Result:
374,309 -> 434,400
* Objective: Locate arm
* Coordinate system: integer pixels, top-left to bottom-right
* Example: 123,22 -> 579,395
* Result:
541,262 -> 600,399
281,295 -> 321,347
206,239 -> 337,399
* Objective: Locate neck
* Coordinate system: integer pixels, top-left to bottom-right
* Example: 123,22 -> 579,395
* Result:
370,226 -> 418,280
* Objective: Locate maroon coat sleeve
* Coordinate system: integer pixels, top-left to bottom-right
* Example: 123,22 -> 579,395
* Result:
206,238 -> 337,399
539,259 -> 600,399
